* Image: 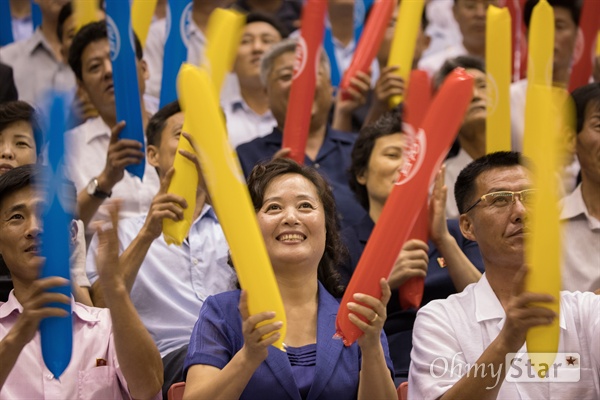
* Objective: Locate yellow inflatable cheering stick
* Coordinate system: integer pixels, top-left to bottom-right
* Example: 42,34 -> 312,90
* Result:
176,64 -> 287,351
485,5 -> 511,153
523,0 -> 554,158
524,85 -> 570,373
203,8 -> 246,94
386,0 -> 425,108
73,0 -> 100,32
131,0 -> 157,48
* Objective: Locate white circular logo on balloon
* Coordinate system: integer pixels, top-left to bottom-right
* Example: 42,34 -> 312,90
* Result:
396,123 -> 426,186
180,3 -> 194,49
293,37 -> 308,80
106,16 -> 120,61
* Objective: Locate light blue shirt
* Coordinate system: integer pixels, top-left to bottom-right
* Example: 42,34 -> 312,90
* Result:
86,204 -> 237,357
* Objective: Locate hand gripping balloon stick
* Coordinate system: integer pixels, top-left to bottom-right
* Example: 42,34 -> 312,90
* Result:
339,0 -> 394,101
73,0 -> 99,32
105,0 -> 146,180
131,0 -> 158,48
203,8 -> 246,94
386,0 -> 425,108
486,5 -> 512,154
281,0 -> 328,164
523,0 -> 554,159
40,92 -> 74,379
160,0 -> 193,108
398,69 -> 431,310
568,0 -> 600,92
178,64 -> 287,351
336,69 -> 474,346
162,73 -> 199,246
525,85 -> 568,371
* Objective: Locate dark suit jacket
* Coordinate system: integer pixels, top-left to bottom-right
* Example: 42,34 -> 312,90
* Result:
184,283 -> 394,400
0,63 -> 18,103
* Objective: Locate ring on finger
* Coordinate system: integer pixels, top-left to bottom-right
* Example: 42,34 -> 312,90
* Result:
370,313 -> 379,323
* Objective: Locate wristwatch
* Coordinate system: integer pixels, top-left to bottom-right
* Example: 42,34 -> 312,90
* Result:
86,178 -> 112,199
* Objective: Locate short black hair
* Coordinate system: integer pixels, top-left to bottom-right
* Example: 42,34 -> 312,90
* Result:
245,12 -> 289,39
69,20 -> 143,81
146,100 -> 182,147
57,2 -> 73,43
434,55 -> 485,90
0,164 -> 42,208
571,83 -> 600,134
455,151 -> 526,214
524,0 -> 580,28
349,107 -> 403,210
0,101 -> 44,157
247,158 -> 346,297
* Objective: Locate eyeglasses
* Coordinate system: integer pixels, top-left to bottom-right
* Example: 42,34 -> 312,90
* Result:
462,189 -> 536,214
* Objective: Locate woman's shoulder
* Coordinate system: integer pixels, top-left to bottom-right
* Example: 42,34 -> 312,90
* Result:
205,290 -> 242,310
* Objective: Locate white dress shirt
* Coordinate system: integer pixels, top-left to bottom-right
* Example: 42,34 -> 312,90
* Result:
0,28 -> 75,107
64,117 -> 160,236
560,184 -> 600,292
417,42 -> 468,79
86,205 -> 237,357
409,274 -> 600,400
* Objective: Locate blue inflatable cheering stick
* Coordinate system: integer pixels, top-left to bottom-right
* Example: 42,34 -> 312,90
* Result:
159,0 -> 193,108
39,93 -> 74,379
105,0 -> 146,180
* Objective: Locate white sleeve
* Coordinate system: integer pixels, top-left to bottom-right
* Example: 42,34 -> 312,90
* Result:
408,302 -> 468,400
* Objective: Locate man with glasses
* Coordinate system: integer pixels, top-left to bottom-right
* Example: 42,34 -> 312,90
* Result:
408,151 -> 599,399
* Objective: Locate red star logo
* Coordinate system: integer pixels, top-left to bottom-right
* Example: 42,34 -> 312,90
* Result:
566,356 -> 577,366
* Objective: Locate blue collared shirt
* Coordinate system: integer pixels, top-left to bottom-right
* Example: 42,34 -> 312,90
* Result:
86,204 -> 236,357
236,127 -> 367,228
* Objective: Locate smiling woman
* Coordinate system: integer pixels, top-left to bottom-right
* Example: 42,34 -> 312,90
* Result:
0,101 -> 43,176
182,158 -> 398,400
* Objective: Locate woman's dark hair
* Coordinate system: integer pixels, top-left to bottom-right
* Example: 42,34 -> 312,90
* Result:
0,101 -> 44,157
349,107 -> 403,210
247,158 -> 346,297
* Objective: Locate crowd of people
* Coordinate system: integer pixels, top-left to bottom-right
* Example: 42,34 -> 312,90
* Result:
0,0 -> 598,399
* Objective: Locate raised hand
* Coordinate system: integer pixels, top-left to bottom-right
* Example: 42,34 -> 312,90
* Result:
99,121 -> 145,190
347,278 -> 392,351
238,290 -> 283,366
140,167 -> 187,241
388,239 -> 429,289
429,166 -> 450,246
499,266 -> 557,353
11,277 -> 70,346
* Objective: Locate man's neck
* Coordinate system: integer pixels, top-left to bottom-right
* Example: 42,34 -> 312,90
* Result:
329,2 -> 354,47
245,0 -> 282,13
100,101 -> 148,132
239,81 -> 270,116
580,177 -> 600,220
192,2 -> 217,34
552,67 -> 570,87
463,40 -> 485,59
305,124 -> 327,161
193,190 -> 208,221
458,128 -> 486,161
9,0 -> 30,18
485,263 -> 521,309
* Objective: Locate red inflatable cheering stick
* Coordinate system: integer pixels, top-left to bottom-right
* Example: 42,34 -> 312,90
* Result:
568,0 -> 600,92
335,69 -> 473,346
398,69 -> 432,310
339,0 -> 395,101
281,0 -> 328,164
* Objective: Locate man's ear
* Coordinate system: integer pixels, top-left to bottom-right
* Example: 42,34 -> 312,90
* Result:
147,144 -> 160,168
460,213 -> 476,242
140,59 -> 150,81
